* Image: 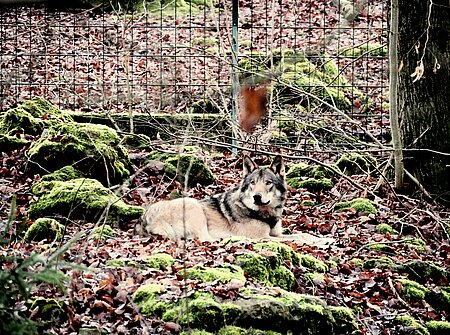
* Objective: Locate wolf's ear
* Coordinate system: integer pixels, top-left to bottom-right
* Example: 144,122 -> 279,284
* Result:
243,156 -> 257,176
270,155 -> 285,179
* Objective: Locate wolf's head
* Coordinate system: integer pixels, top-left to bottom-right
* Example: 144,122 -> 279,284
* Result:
240,155 -> 287,211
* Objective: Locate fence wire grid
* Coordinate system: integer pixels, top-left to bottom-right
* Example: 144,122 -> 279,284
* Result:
0,0 -> 389,156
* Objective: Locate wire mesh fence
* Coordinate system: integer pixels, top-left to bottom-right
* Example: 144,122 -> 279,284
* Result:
0,0 -> 389,157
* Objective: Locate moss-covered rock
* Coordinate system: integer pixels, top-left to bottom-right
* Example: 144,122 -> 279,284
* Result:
217,326 -> 281,335
233,241 -> 327,291
92,224 -> 117,241
286,163 -> 336,191
336,152 -> 377,176
396,260 -> 449,285
24,218 -> 64,242
239,50 -> 353,110
395,316 -> 429,335
0,97 -> 70,136
132,284 -> 166,309
335,198 -> 377,215
375,223 -> 394,234
396,279 -> 428,302
0,134 -> 28,152
29,178 -> 143,225
426,321 -> 450,335
287,163 -> 337,180
148,152 -> 215,187
28,122 -> 131,185
178,263 -> 246,283
236,244 -> 298,291
362,257 -> 393,269
147,253 -> 175,270
133,286 -> 360,334
287,177 -> 333,192
299,254 -> 328,273
40,166 -> 85,182
120,133 -> 152,149
426,286 -> 450,313
254,241 -> 301,266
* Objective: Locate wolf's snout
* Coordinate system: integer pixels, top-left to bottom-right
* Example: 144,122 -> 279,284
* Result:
253,193 -> 269,206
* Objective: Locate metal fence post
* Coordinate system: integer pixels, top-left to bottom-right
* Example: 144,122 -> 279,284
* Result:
231,0 -> 239,155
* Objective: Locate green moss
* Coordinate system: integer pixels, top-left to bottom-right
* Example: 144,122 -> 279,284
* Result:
138,0 -> 213,16
281,72 -> 351,110
287,177 -> 333,191
335,198 -> 377,215
404,239 -> 426,252
375,223 -> 394,234
239,49 -> 353,111
29,178 -> 143,225
396,279 -> 428,302
28,122 -> 130,185
395,316 -> 429,335
336,152 -> 377,176
235,251 -> 270,283
286,163 -> 312,178
366,244 -> 395,253
340,43 -> 387,57
0,97 -> 70,136
426,286 -> 450,312
363,257 -> 394,269
0,106 -> 43,135
134,284 -> 359,334
299,254 -> 328,273
29,297 -> 64,320
301,199 -> 315,207
305,272 -> 325,283
92,224 -> 117,241
239,40 -> 252,48
269,131 -> 289,144
147,253 -> 175,270
182,331 -> 214,335
236,249 -> 298,290
192,37 -> 217,47
329,307 -> 360,334
398,260 -> 449,284
156,153 -> 214,187
24,218 -> 64,242
218,326 -> 282,335
349,258 -> 364,268
120,133 -> 152,149
276,116 -> 305,133
426,321 -> 450,335
106,259 -> 126,267
178,263 -> 246,283
162,293 -> 238,331
254,241 -> 301,266
0,134 -> 28,151
41,166 -> 84,182
132,284 -> 166,305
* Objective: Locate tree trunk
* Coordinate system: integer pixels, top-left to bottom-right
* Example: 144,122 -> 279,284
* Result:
398,0 -> 450,203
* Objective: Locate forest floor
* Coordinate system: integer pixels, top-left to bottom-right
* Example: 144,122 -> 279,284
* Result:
1,1 -> 449,335
2,143 -> 450,334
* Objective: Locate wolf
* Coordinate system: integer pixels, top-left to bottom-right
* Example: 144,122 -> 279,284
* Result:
137,155 -> 333,245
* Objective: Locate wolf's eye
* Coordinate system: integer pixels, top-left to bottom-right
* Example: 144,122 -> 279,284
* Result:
250,180 -> 256,185
266,181 -> 273,186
